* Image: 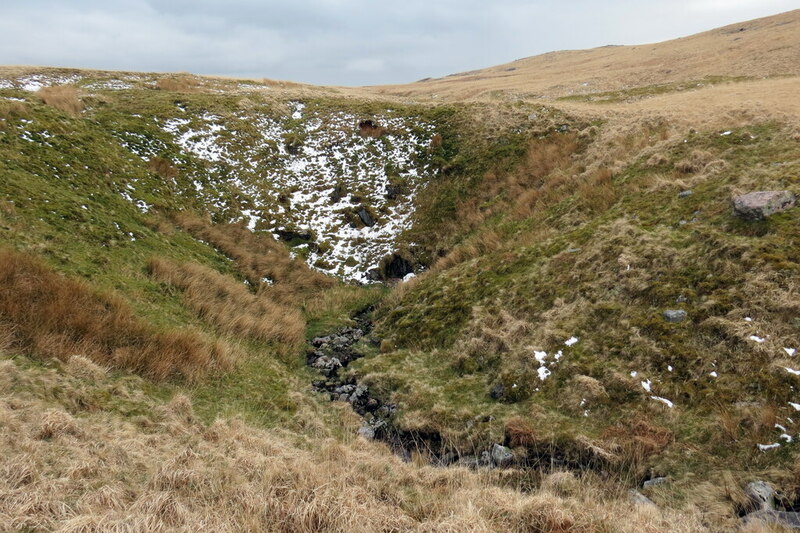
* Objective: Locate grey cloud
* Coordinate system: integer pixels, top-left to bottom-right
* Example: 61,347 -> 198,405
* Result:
0,1 -> 796,85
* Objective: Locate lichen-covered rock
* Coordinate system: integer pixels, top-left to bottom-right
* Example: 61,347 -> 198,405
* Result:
732,191 -> 796,220
745,480 -> 776,512
490,444 -> 514,467
663,310 -> 687,323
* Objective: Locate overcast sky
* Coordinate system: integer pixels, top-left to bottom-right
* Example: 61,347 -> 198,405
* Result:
1,1 -> 796,86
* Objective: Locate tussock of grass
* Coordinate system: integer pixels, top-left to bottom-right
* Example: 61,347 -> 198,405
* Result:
36,85 -> 83,116
169,213 -> 335,302
0,248 -> 230,380
147,257 -> 305,351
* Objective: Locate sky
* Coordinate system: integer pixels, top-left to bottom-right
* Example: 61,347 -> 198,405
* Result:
0,1 -> 796,86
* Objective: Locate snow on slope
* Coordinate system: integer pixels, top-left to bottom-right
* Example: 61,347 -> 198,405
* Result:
154,102 -> 436,282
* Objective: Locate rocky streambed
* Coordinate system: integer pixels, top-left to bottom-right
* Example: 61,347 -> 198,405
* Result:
307,308 -> 515,468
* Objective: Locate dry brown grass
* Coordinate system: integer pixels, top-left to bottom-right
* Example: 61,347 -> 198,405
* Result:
36,85 -> 83,116
147,156 -> 179,181
0,356 -> 721,532
147,257 -> 305,351
169,213 -> 334,304
0,248 -> 230,380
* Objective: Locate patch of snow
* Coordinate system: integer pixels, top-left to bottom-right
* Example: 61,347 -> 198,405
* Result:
650,396 -> 674,408
402,272 -> 416,282
641,380 -> 652,393
789,402 -> 800,411
785,368 -> 800,376
538,366 -> 551,381
630,371 -> 638,378
667,365 -> 673,372
786,348 -> 797,357
2,96 -> 25,102
757,443 -> 781,451
749,335 -> 766,343
534,351 -> 547,364
291,101 -> 305,120
744,317 -> 753,322
721,131 -> 732,136
709,371 -> 718,378
85,80 -> 133,90
565,336 -> 579,347
780,434 -> 793,443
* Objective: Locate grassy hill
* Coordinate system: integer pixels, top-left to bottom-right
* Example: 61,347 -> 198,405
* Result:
1,10 -> 800,532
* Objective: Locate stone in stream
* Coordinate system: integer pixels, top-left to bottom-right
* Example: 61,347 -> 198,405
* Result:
732,191 -> 796,220
357,425 -> 375,440
743,510 -> 800,529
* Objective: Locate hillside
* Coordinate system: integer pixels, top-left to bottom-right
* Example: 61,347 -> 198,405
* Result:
375,9 -> 800,101
2,10 -> 800,533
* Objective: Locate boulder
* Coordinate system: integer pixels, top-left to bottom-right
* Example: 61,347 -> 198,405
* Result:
489,382 -> 505,400
357,425 -> 375,439
643,477 -> 668,489
663,310 -> 687,323
629,489 -> 656,506
745,480 -> 776,512
743,510 -> 800,529
678,190 -> 693,198
357,206 -> 375,227
732,191 -> 796,220
490,444 -> 514,468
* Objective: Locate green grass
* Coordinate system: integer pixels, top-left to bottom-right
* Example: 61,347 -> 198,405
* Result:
367,119 -> 800,481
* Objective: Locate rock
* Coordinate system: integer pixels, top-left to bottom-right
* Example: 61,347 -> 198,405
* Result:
489,383 -> 505,400
357,425 -> 375,439
311,336 -> 330,347
490,444 -> 514,468
663,310 -> 687,323
629,489 -> 656,506
676,295 -> 688,303
678,190 -> 693,198
643,477 -> 668,489
479,450 -> 493,467
456,455 -> 481,469
357,206 -> 375,227
745,480 -> 776,512
732,191 -> 796,220
743,510 -> 800,529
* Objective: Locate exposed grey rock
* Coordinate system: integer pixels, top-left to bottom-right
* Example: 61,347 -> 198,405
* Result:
643,477 -> 668,489
745,480 -> 776,511
357,206 -> 376,227
732,191 -> 796,220
663,310 -> 688,323
490,444 -> 514,468
479,451 -> 493,467
489,383 -> 505,400
311,336 -> 330,347
456,455 -> 481,469
743,510 -> 800,529
629,489 -> 656,506
357,425 -> 375,439
678,190 -> 693,198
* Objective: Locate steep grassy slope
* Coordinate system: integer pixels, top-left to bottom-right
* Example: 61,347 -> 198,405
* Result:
361,117 -> 800,504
